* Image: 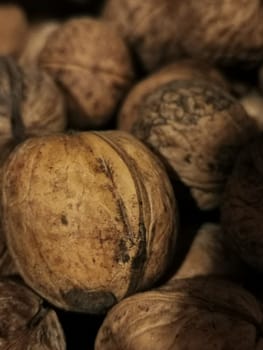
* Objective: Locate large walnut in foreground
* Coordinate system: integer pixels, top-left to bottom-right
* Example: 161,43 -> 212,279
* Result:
2,131 -> 177,313
39,17 -> 134,129
221,136 -> 263,271
120,79 -> 257,210
0,278 -> 65,349
103,0 -> 263,71
95,277 -> 263,350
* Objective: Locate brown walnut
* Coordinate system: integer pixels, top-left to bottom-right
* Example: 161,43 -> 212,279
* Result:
0,278 -> 66,349
39,17 -> 134,129
103,0 -> 263,71
2,130 -> 177,313
95,276 -> 263,350
120,79 -> 257,210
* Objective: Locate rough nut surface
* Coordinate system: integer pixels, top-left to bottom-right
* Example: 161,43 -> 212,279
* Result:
119,59 -> 229,132
221,136 -> 263,271
95,277 -> 263,350
39,17 -> 134,129
2,131 -> 177,313
0,278 -> 65,349
124,79 -> 257,210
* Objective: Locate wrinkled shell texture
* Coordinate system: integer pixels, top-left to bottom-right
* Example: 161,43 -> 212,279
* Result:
174,223 -> 242,279
19,21 -> 60,67
0,278 -> 65,349
103,0 -> 263,71
221,136 -> 263,271
118,60 -> 229,131
0,5 -> 28,57
0,58 -> 66,157
39,17 -> 134,128
122,79 -> 257,210
2,131 -> 177,313
95,277 -> 263,350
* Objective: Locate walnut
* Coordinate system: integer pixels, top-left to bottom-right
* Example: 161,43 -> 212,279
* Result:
221,135 -> 263,271
0,5 -> 28,57
2,130 -> 177,313
0,278 -> 66,349
0,57 -> 66,160
19,21 -> 60,67
95,276 -> 263,350
120,79 -> 257,210
103,0 -> 263,71
39,17 -> 134,129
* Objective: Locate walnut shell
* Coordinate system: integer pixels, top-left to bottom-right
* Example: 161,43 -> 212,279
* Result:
0,5 -> 28,57
174,223 -> 242,280
0,57 -> 66,160
0,278 -> 66,349
221,136 -> 263,271
120,79 -> 257,210
39,17 -> 134,129
2,130 -> 177,313
118,59 -> 229,131
19,21 -> 60,67
103,0 -> 263,71
95,277 -> 263,350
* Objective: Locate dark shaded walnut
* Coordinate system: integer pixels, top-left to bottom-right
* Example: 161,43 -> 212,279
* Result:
39,17 -> 134,129
120,79 -> 257,210
19,21 -> 60,67
240,92 -> 263,130
118,59 -> 229,131
174,223 -> 243,280
2,131 -> 177,313
95,277 -> 263,350
0,57 -> 66,160
0,278 -> 66,349
0,5 -> 28,57
103,0 -> 263,71
221,136 -> 263,271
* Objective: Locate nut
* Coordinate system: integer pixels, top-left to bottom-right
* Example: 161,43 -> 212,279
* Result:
0,57 -> 66,160
0,4 -> 28,57
2,130 -> 177,313
120,78 -> 257,209
221,135 -> 263,271
39,17 -> 134,129
103,0 -> 263,71
0,278 -> 66,349
95,276 -> 263,350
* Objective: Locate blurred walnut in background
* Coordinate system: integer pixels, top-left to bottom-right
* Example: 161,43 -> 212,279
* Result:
103,0 -> 263,71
